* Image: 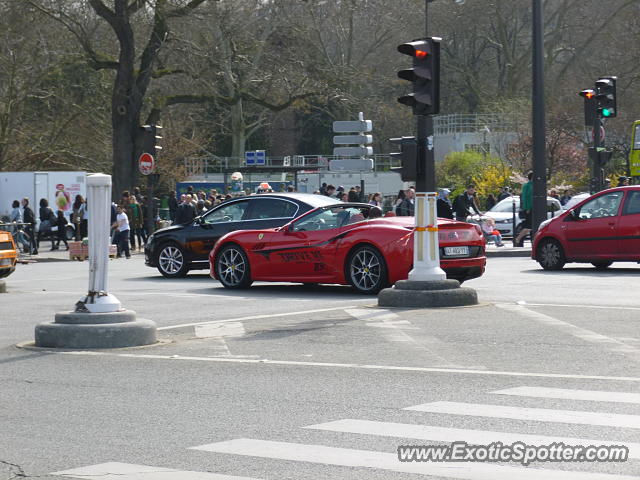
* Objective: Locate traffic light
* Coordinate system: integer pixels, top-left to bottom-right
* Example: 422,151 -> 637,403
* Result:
389,136 -> 418,181
595,76 -> 617,118
397,37 -> 441,115
141,124 -> 163,155
579,89 -> 596,126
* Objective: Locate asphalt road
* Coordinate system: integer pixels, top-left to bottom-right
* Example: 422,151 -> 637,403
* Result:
1,255 -> 640,480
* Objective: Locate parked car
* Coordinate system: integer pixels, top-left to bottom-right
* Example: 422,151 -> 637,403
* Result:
533,186 -> 640,270
145,193 -> 339,277
210,203 -> 486,294
470,196 -> 563,238
0,230 -> 18,278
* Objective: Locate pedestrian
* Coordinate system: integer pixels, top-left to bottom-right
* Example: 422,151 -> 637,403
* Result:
320,183 -> 327,195
452,184 -> 481,221
485,193 -> 497,211
560,189 -> 571,206
127,195 -> 145,251
53,210 -> 69,250
10,200 -> 22,224
72,195 -> 86,241
368,192 -> 383,208
437,189 -> 454,219
133,186 -> 143,204
481,217 -> 504,247
617,176 -> 630,187
324,184 -> 336,198
549,189 -> 560,201
168,190 -> 179,223
196,199 -> 207,216
348,187 -> 359,202
22,197 -> 37,255
394,189 -> 406,215
338,192 -> 348,202
286,185 -> 296,193
175,194 -> 196,224
37,198 -> 56,251
514,172 -> 533,247
355,185 -> 363,202
497,186 -> 512,201
396,188 -> 415,216
112,205 -> 131,259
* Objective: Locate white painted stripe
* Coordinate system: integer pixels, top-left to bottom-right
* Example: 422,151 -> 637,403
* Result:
50,350 -> 640,382
53,462 -> 261,480
191,438 -> 636,480
496,303 -> 640,362
522,302 -> 640,312
195,322 -> 245,338
405,401 -> 640,429
304,419 -> 640,459
492,386 -> 640,404
157,305 -> 370,331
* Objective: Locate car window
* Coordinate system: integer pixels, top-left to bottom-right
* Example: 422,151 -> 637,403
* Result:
246,198 -> 299,220
292,206 -> 369,231
623,191 -> 640,215
202,201 -> 249,224
577,192 -> 623,219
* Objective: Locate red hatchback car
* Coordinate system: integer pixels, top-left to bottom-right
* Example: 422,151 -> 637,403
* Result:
210,203 -> 486,293
533,186 -> 640,270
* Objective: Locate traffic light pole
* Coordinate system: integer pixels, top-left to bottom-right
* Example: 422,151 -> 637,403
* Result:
531,0 -> 547,236
592,116 -> 603,193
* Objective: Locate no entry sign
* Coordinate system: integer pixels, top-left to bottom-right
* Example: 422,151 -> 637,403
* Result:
138,152 -> 155,175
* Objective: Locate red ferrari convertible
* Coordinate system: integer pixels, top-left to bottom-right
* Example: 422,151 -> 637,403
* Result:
209,203 -> 486,294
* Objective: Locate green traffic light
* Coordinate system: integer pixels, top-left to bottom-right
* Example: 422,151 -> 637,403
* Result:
602,108 -> 612,117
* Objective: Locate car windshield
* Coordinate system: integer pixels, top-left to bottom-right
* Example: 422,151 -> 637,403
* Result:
490,199 -> 518,213
292,206 -> 369,231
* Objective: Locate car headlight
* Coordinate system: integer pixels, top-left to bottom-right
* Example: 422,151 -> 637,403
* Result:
538,218 -> 552,230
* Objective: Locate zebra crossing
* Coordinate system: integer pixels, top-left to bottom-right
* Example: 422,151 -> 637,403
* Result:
53,385 -> 640,480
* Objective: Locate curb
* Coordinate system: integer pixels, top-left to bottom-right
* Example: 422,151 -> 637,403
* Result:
486,248 -> 532,258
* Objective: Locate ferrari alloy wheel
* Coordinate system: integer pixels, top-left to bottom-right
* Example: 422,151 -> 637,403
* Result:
592,261 -> 613,270
157,243 -> 189,278
347,245 -> 388,294
216,244 -> 252,289
536,239 -> 565,271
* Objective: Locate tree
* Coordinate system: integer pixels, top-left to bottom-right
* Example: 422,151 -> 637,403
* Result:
30,0 -> 208,197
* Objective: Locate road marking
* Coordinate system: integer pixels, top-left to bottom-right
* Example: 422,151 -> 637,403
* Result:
404,401 -> 640,429
53,462 -> 261,480
496,303 -> 640,362
521,302 -> 640,312
304,419 -> 640,459
53,351 -> 640,382
157,305 -> 370,331
195,322 -> 245,338
492,386 -> 640,404
191,438 -> 636,480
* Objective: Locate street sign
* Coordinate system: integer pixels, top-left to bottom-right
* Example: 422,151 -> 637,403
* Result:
333,120 -> 373,133
245,150 -> 266,166
333,134 -> 373,145
333,146 -> 373,157
591,126 -> 606,142
329,158 -> 374,172
138,152 -> 155,175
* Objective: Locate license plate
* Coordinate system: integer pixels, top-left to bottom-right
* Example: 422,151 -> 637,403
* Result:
444,246 -> 469,257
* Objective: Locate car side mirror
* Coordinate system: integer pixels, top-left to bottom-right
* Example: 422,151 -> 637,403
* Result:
569,209 -> 580,221
280,224 -> 291,234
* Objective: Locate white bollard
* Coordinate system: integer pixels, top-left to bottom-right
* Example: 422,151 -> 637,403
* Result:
80,174 -> 121,313
408,192 -> 446,281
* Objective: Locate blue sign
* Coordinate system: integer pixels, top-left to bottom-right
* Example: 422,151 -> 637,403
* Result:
245,151 -> 256,165
255,150 -> 266,165
245,150 -> 266,166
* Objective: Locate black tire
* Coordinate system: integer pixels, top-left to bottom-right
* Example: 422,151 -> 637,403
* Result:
536,239 -> 566,271
592,261 -> 613,270
156,242 -> 189,278
216,244 -> 253,289
346,245 -> 388,294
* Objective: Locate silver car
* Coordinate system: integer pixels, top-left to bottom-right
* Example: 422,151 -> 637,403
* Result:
469,196 -> 563,237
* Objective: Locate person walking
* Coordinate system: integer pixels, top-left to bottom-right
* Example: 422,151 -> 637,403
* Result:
617,176 -> 630,187
437,189 -> 454,219
53,210 -> 69,250
497,186 -> 512,202
37,198 -> 56,251
485,193 -> 497,211
9,200 -> 22,224
396,188 -> 415,216
560,189 -> 571,206
175,195 -> 196,224
21,198 -> 37,254
112,205 -> 131,259
368,192 -> 383,208
452,185 -> 481,221
127,195 -> 145,251
514,172 -> 533,247
168,191 -> 179,223
72,195 -> 86,241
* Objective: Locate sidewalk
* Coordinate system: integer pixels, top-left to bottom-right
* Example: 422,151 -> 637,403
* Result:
485,240 -> 532,258
18,248 -> 145,264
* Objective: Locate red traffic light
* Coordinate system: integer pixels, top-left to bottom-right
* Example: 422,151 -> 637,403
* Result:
579,89 -> 595,99
398,40 -> 432,58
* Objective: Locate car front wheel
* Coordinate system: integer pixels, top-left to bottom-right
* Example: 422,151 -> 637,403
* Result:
536,239 -> 566,270
216,244 -> 252,289
157,242 -> 189,278
347,245 -> 388,294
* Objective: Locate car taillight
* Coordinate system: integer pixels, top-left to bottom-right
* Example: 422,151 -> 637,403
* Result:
473,224 -> 482,236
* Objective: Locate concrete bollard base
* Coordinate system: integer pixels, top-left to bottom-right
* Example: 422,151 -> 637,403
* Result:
35,310 -> 157,349
378,279 -> 478,308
